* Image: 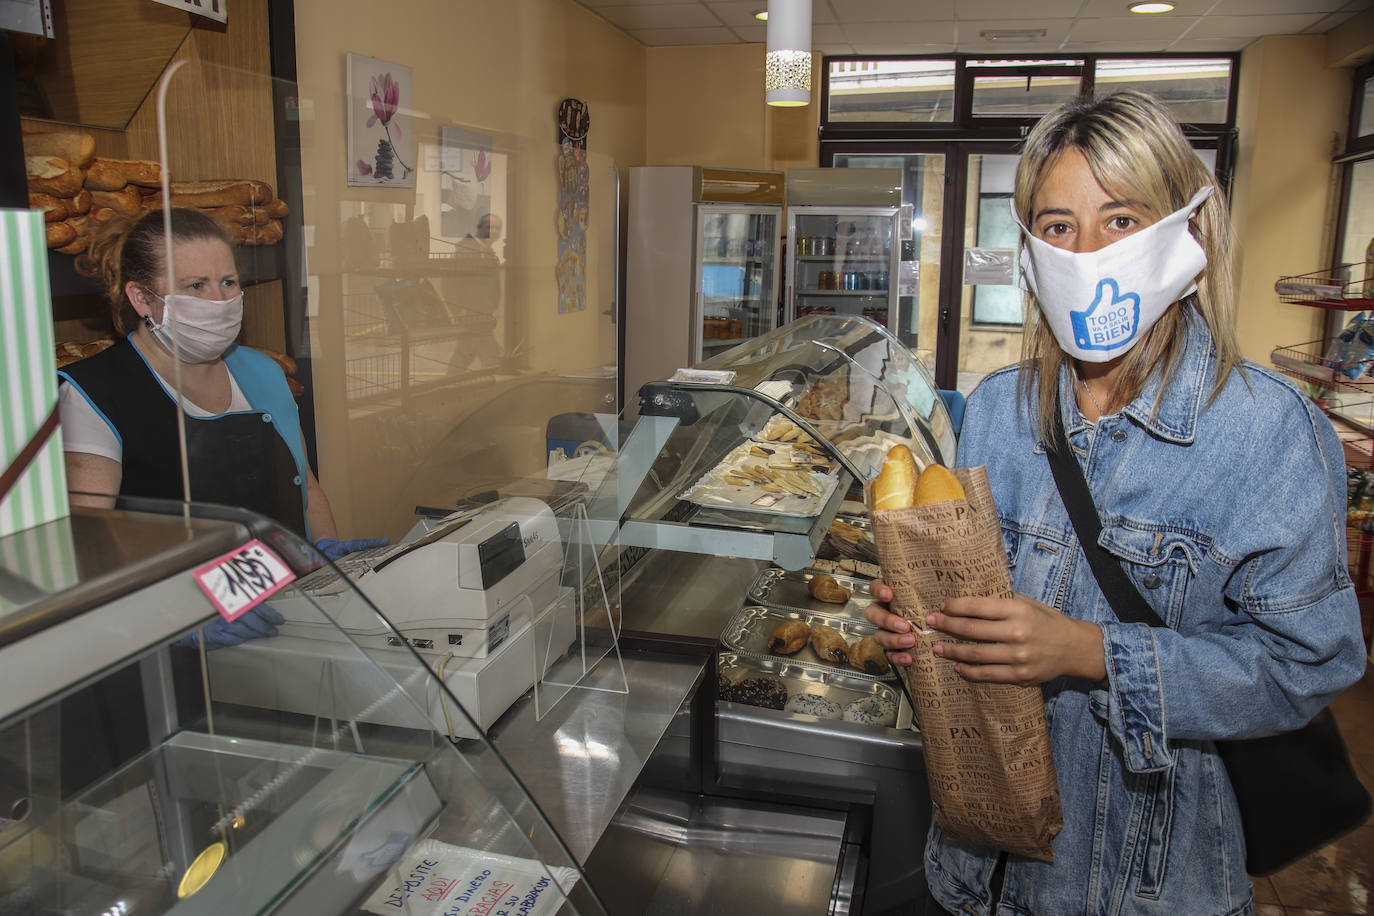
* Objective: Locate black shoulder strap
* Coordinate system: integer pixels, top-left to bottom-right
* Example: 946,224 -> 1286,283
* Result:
1046,402 -> 1164,628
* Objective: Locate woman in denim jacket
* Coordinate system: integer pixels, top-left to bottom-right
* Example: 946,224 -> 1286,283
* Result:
866,91 -> 1366,915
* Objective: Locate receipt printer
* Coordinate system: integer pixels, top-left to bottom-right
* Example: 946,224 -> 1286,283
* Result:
285,497 -> 565,658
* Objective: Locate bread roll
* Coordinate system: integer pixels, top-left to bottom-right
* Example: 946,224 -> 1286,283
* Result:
89,186 -> 142,216
913,464 -> 965,505
70,187 -> 91,216
30,192 -> 67,222
23,128 -> 95,169
45,221 -> 76,248
27,156 -> 84,197
872,444 -> 919,510
83,158 -> 128,191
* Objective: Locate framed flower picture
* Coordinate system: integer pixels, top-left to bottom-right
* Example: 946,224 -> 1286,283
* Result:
347,53 -> 416,189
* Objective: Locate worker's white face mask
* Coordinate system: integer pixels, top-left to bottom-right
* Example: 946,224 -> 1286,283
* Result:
144,291 -> 244,364
1013,186 -> 1212,363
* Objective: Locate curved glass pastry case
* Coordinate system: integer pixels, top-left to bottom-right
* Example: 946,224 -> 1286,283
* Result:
606,313 -> 955,571
0,501 -> 607,916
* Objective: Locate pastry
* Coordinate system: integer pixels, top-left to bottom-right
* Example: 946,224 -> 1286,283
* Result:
723,675 -> 788,710
767,619 -> 810,655
784,693 -> 842,719
848,635 -> 890,676
808,573 -> 852,604
843,695 -> 898,727
810,624 -> 850,665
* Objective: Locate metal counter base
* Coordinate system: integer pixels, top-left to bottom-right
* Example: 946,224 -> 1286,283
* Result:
586,787 -> 856,916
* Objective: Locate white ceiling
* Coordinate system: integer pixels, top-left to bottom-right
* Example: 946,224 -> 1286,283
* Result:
571,0 -> 1373,55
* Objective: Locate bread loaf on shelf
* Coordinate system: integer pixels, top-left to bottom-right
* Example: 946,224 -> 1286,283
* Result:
22,129 -> 96,170
27,156 -> 84,198
26,126 -> 286,252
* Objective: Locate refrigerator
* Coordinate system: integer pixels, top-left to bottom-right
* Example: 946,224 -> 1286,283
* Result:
785,168 -> 904,335
626,166 -> 784,400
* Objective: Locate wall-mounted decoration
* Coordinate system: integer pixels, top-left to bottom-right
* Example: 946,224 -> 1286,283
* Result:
438,125 -> 494,241
555,98 -> 589,314
347,53 -> 415,189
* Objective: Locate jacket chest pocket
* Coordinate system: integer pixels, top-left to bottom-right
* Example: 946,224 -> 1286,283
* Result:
1097,525 -> 1198,628
1002,522 -> 1075,608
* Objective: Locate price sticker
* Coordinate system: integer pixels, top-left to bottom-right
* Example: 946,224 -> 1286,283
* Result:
193,540 -> 296,622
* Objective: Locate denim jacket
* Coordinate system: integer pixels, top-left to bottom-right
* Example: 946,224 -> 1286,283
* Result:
930,310 -> 1366,916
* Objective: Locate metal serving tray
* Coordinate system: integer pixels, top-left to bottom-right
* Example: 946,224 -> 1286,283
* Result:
747,567 -> 874,621
717,651 -> 909,730
721,604 -> 894,681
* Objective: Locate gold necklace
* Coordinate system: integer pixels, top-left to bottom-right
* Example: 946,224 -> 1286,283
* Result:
1079,374 -> 1107,415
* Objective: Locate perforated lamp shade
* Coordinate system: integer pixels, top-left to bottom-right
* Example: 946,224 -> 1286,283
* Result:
765,0 -> 812,107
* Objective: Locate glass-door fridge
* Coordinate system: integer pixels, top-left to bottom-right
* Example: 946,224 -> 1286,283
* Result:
785,168 -> 903,334
626,166 -> 783,400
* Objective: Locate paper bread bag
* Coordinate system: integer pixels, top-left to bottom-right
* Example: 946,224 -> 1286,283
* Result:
872,466 -> 1062,861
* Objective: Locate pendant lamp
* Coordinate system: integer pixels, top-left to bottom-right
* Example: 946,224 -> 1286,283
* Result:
765,0 -> 811,107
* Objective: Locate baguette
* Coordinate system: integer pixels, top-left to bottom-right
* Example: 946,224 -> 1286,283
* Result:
242,220 -> 283,245
22,129 -> 95,169
912,464 -> 965,505
86,157 -> 164,191
263,198 -> 289,219
26,156 -> 84,198
872,445 -> 919,510
70,187 -> 91,216
207,204 -> 270,228
144,179 -> 274,208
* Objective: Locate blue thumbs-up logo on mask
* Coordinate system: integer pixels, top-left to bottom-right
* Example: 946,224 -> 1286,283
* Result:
1071,279 -> 1141,352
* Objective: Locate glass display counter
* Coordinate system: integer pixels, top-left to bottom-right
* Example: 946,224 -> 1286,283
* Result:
601,313 -> 954,571
0,502 -> 607,916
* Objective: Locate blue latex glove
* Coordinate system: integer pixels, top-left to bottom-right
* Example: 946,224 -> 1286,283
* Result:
315,537 -> 390,562
177,605 -> 284,650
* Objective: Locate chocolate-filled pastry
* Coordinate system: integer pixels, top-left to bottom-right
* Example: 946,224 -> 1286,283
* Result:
808,573 -> 852,604
726,675 -> 788,710
768,619 -> 811,655
810,624 -> 850,665
848,635 -> 890,676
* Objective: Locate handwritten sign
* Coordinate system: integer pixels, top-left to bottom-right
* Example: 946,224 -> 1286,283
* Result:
148,0 -> 227,23
193,540 -> 295,621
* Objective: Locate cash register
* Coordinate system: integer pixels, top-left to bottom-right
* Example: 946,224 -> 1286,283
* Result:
208,497 -> 578,738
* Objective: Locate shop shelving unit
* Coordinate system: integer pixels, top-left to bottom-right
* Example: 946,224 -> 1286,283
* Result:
1271,265 -> 1374,647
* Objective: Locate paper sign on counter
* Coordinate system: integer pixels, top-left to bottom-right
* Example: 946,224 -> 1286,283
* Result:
361,839 -> 577,916
192,539 -> 296,622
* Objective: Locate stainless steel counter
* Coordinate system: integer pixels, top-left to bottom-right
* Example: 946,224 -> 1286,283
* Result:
485,648 -> 707,863
618,549 -> 770,641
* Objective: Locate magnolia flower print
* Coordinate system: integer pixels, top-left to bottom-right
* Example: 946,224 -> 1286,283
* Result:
364,72 -> 411,181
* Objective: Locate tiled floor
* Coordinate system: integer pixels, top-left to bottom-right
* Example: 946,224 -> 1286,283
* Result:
1256,660 -> 1374,916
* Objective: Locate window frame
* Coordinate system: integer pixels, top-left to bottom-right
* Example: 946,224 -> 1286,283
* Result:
819,53 -> 1240,141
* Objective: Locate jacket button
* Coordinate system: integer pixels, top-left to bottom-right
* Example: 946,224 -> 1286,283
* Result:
1110,429 -> 1127,442
1143,572 -> 1163,589
293,475 -> 303,486
262,413 -> 273,422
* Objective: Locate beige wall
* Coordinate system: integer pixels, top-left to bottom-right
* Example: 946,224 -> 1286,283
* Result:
645,45 -> 820,170
1231,35 -> 1353,369
292,0 -> 646,537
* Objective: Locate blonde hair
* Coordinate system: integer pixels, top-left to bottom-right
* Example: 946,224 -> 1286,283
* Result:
1013,90 -> 1239,444
77,208 -> 232,334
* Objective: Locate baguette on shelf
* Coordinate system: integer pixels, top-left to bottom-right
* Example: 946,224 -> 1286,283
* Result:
23,126 -> 287,254
55,338 -> 305,396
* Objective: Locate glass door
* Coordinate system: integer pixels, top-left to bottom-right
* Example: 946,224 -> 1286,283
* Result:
695,205 -> 781,363
830,152 -> 946,359
788,207 -> 898,331
957,152 -> 1025,396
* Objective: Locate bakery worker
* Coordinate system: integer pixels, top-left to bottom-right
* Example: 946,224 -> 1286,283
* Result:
58,207 -> 385,641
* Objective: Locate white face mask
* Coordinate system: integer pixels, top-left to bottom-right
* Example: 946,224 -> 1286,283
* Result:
1013,186 -> 1213,363
144,291 -> 244,364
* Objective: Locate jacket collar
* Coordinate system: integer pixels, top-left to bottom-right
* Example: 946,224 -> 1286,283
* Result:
1059,306 -> 1214,445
